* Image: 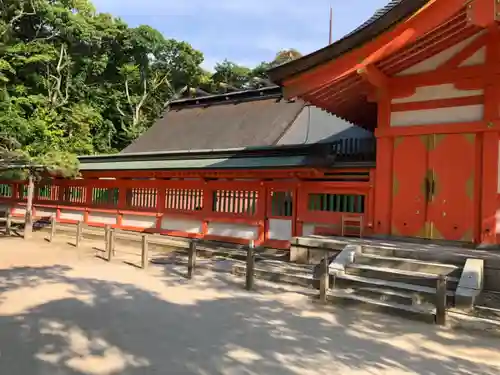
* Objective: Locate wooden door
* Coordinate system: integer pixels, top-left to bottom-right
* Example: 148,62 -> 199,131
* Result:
391,136 -> 428,237
426,133 -> 476,242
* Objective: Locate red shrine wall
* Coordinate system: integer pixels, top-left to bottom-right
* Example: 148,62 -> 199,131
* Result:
373,29 -> 500,245
0,168 -> 375,249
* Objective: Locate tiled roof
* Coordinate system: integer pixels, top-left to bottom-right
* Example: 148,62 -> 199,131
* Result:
121,87 -> 305,154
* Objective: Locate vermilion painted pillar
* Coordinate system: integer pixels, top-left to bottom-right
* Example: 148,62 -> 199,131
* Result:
373,136 -> 393,235
373,94 -> 393,235
481,29 -> 500,244
480,132 -> 498,244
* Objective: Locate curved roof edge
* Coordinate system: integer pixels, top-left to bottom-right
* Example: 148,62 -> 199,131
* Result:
268,0 -> 427,84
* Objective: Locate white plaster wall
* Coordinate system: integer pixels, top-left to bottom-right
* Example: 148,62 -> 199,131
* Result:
60,209 -> 85,221
392,84 -> 484,104
122,214 -> 157,228
397,32 -> 484,75
13,206 -> 26,216
390,105 -> 484,127
35,207 -> 57,218
161,216 -> 202,233
88,212 -> 117,225
268,219 -> 292,241
207,222 -> 258,239
302,223 -> 316,237
277,106 -> 373,145
460,47 -> 486,66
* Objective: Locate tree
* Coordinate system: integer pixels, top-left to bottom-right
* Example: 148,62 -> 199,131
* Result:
0,0 -> 207,154
0,133 -> 79,238
212,59 -> 252,90
269,49 -> 303,68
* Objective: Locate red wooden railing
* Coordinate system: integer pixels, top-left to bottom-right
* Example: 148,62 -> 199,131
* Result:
0,174 -> 375,249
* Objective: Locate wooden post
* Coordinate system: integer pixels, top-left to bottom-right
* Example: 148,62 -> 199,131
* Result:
107,228 -> 115,262
141,234 -> 149,270
187,239 -> 197,279
49,214 -> 56,242
319,251 -> 330,304
75,221 -> 83,248
104,225 -> 110,254
112,228 -> 118,256
24,173 -> 35,240
5,212 -> 11,236
245,240 -> 255,291
435,274 -> 447,326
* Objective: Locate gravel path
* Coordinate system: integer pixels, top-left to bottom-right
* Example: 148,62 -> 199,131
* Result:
0,236 -> 499,375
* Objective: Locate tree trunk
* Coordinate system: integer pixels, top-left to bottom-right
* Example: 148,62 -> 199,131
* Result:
24,173 -> 34,239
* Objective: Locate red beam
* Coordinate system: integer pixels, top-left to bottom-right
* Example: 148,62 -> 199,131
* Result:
283,0 -> 468,99
466,0 -> 500,28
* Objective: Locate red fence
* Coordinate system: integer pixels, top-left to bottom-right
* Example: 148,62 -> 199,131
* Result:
0,173 -> 375,249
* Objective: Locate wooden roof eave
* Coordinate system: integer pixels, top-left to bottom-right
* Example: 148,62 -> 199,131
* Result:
279,0 -> 468,100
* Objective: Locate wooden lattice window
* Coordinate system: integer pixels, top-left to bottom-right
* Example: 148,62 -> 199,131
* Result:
63,186 -> 87,204
127,188 -> 158,209
165,189 -> 203,211
18,185 -> 28,200
92,187 -> 119,206
0,184 -> 12,198
270,191 -> 293,217
37,185 -> 59,201
308,193 -> 365,213
212,190 -> 258,215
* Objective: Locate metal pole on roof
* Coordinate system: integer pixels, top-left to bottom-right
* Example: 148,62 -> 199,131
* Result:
329,6 -> 333,45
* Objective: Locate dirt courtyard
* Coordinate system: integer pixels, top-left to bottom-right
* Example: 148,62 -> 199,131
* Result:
0,236 -> 499,375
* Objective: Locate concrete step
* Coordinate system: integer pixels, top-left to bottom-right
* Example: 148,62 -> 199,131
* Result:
43,223 -> 288,261
473,306 -> 500,321
355,253 -> 461,277
334,273 -> 455,302
345,263 -> 459,289
324,289 -> 436,324
352,286 -> 422,306
361,246 -> 467,267
447,309 -> 500,337
232,261 -> 314,288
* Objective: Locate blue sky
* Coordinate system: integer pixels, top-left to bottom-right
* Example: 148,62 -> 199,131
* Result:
93,0 -> 390,71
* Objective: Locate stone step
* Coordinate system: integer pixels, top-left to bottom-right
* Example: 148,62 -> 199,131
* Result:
355,253 -> 461,276
361,246 -> 467,267
324,289 -> 436,324
43,223 -> 287,261
352,286 -> 422,306
447,310 -> 500,336
473,306 -> 500,321
344,263 -> 459,289
335,273 -> 455,299
232,263 -> 314,288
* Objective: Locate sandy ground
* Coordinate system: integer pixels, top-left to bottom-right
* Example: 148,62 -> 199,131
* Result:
0,235 -> 499,375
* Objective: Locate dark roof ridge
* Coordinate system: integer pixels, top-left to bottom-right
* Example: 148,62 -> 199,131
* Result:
81,143 -> 333,163
268,0 -> 427,83
168,85 -> 286,110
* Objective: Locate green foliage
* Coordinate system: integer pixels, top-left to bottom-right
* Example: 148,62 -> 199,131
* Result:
0,0 -> 207,166
0,0 -> 303,178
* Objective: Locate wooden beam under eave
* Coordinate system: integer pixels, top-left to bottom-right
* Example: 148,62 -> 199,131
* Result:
282,0 -> 466,99
466,0 -> 500,28
357,65 -> 388,89
389,63 -> 500,89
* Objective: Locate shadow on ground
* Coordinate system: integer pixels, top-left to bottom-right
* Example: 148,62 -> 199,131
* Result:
0,261 -> 498,375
